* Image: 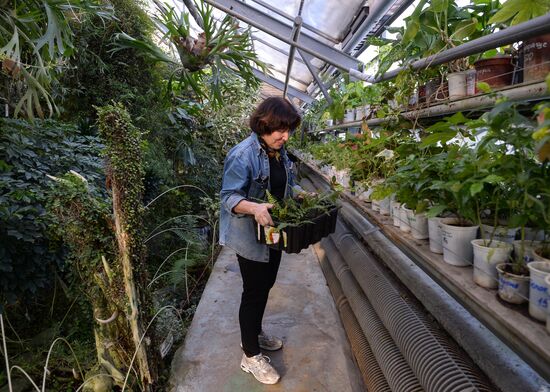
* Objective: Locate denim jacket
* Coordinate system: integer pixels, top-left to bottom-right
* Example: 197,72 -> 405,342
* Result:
219,132 -> 303,262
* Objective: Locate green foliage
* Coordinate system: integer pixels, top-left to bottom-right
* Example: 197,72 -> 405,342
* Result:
0,0 -> 114,118
47,173 -> 117,301
489,0 -> 550,26
97,102 -> 145,261
0,118 -> 103,306
267,190 -> 339,230
113,0 -> 265,108
59,0 -> 167,129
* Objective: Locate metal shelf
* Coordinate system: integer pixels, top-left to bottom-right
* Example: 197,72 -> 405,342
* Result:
313,80 -> 549,133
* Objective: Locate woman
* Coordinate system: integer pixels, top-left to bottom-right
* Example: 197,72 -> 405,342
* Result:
219,96 -> 303,385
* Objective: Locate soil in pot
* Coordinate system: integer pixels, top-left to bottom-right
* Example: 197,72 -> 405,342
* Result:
523,33 -> 550,83
534,246 -> 550,262
496,263 -> 529,304
474,56 -> 514,91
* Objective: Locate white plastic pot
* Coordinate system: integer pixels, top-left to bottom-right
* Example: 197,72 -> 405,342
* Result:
355,106 -> 365,121
512,240 -> 541,264
428,217 -> 444,254
399,206 -> 411,233
325,119 -> 333,127
448,71 -> 467,100
471,239 -> 513,289
344,108 -> 355,123
480,223 -> 518,244
440,218 -> 479,267
465,69 -> 476,96
404,207 -> 428,240
524,227 -> 547,241
527,261 -> 550,321
533,247 -> 550,262
379,197 -> 391,216
391,201 -> 401,227
496,263 -> 529,304
358,188 -> 373,202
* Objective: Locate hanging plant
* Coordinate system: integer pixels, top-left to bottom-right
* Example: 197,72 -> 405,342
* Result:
0,0 -> 114,118
113,0 -> 266,107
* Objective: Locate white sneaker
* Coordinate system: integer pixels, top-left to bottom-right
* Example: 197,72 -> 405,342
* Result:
258,331 -> 283,351
240,353 -> 280,384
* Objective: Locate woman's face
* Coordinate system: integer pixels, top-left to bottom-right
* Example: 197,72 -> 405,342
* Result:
261,129 -> 290,150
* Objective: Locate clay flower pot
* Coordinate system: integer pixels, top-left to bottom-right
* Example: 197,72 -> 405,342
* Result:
474,56 -> 514,91
522,33 -> 550,83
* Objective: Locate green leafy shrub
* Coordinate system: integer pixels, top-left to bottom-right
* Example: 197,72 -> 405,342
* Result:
0,118 -> 103,308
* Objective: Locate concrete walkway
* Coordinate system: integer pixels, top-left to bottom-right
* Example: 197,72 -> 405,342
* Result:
169,245 -> 365,392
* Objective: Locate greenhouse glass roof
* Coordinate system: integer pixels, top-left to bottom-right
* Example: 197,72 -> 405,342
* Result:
200,0 -> 415,104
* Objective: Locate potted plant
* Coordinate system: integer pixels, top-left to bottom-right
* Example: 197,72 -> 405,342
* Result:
256,191 -> 339,254
471,100 -> 545,293
489,0 -> 550,83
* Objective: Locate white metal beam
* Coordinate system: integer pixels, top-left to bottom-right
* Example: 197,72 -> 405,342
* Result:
202,0 -> 362,73
252,68 -> 314,104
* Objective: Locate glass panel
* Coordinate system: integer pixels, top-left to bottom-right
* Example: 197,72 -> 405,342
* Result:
301,0 -> 365,41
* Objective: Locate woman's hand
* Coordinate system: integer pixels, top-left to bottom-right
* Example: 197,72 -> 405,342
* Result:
253,203 -> 275,226
233,200 -> 275,226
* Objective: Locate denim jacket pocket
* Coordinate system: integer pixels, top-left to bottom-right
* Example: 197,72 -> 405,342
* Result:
248,178 -> 268,202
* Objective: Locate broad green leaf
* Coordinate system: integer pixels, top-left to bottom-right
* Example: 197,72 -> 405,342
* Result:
532,126 -> 549,140
448,112 -> 469,125
488,0 -> 523,24
508,215 -> 528,228
511,7 -> 533,26
403,20 -> 420,44
420,130 -> 457,148
430,0 -> 449,13
489,0 -> 550,25
470,182 -> 484,196
450,182 -> 463,193
482,174 -> 504,183
426,204 -> 447,218
451,18 -> 478,41
481,49 -> 498,59
476,81 -> 492,94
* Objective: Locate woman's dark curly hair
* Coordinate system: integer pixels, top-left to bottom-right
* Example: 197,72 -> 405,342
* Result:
249,96 -> 301,135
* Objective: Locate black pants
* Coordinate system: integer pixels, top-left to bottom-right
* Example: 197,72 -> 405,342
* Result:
237,249 -> 282,357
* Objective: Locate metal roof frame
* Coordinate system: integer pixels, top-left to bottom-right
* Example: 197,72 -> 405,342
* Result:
201,0 -> 369,93
201,0 -> 413,102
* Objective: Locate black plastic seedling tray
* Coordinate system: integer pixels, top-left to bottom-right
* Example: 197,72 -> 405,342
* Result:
256,205 -> 338,254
